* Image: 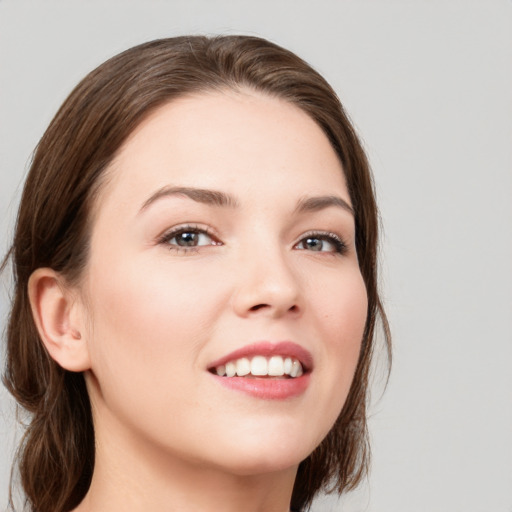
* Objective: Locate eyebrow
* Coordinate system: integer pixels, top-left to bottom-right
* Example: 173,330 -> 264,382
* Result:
139,186 -> 239,212
139,186 -> 353,216
294,195 -> 354,216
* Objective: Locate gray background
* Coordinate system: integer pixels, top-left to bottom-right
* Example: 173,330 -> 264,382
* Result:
1,1 -> 511,511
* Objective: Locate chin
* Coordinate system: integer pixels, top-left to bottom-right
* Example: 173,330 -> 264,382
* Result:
216,449 -> 305,477
204,425 -> 318,477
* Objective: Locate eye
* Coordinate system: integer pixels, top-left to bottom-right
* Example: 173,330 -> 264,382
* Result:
294,232 -> 347,254
159,225 -> 219,251
171,230 -> 210,247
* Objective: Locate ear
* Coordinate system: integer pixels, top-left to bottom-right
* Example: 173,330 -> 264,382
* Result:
28,268 -> 91,372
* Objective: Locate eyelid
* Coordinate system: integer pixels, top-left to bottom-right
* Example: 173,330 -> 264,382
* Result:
294,230 -> 348,254
157,223 -> 221,248
155,225 -> 348,255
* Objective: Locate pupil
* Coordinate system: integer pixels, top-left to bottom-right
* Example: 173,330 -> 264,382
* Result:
177,232 -> 197,246
306,238 -> 322,251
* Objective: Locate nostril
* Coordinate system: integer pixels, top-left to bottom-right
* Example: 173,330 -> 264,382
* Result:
248,303 -> 299,313
249,303 -> 268,312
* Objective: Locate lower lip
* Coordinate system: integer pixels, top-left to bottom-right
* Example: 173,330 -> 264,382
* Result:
211,373 -> 310,400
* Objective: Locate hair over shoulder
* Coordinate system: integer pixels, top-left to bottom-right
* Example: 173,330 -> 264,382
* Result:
2,35 -> 390,512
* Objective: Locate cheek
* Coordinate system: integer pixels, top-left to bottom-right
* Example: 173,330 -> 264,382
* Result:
315,266 -> 368,349
83,257 -> 222,407
312,269 -> 368,412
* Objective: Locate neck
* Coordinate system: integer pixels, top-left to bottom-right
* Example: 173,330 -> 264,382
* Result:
74,409 -> 297,512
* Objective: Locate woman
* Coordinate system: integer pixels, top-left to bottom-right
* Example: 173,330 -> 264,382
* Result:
2,35 -> 390,512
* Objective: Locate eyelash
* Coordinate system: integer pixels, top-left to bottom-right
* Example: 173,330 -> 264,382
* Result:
157,224 -> 220,254
158,225 -> 348,255
294,231 -> 348,255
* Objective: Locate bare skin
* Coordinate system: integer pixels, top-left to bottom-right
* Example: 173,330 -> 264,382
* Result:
30,89 -> 367,511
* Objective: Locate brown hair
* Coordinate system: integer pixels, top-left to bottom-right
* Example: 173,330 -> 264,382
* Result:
2,35 -> 390,512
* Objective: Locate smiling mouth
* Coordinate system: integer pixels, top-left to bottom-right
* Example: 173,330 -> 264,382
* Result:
210,355 -> 304,379
208,342 -> 312,399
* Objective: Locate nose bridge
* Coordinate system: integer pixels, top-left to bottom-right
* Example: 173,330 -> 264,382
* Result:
232,233 -> 301,317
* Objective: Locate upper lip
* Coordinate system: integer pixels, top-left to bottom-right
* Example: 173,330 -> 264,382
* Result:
208,341 -> 314,373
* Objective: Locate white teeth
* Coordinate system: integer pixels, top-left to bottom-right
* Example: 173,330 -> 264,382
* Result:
236,357 -> 251,376
214,356 -> 304,378
290,360 -> 303,378
251,356 -> 268,376
225,361 -> 236,378
268,356 -> 285,376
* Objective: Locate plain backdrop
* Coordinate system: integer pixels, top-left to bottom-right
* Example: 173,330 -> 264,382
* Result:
1,1 -> 511,511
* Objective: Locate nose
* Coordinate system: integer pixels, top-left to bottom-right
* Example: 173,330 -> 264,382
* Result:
231,244 -> 302,319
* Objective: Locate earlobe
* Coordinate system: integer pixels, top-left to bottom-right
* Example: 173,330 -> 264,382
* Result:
28,268 -> 91,372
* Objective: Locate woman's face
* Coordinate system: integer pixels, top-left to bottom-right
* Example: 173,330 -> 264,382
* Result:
79,90 -> 368,475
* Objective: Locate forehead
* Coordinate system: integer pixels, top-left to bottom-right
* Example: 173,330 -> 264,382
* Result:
97,89 -> 349,213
